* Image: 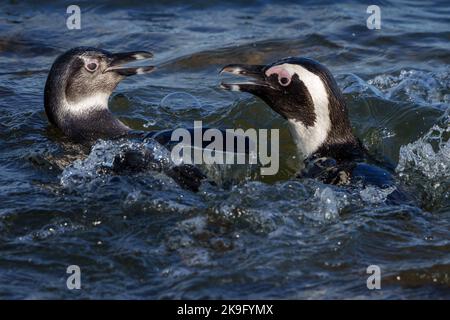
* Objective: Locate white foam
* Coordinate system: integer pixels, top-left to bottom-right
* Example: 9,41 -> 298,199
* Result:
368,68 -> 450,106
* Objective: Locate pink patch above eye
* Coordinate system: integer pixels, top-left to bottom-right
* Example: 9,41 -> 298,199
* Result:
265,66 -> 292,86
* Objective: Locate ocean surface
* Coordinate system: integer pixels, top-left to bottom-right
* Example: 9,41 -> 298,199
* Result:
0,0 -> 449,299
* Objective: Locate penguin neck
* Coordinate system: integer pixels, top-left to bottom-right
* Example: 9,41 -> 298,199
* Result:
63,106 -> 130,142
52,92 -> 130,141
287,100 -> 363,162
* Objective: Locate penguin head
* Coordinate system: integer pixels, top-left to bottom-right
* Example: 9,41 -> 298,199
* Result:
220,57 -> 356,158
44,47 -> 155,129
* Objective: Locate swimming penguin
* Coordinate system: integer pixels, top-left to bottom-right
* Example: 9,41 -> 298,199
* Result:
44,47 -> 206,191
220,57 -> 412,200
45,47 -> 156,141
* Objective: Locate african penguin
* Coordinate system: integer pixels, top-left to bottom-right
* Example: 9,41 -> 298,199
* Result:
220,57 -> 411,198
44,47 -> 205,191
45,47 -> 155,142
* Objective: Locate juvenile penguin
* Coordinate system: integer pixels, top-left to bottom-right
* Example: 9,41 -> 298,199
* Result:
44,47 -> 205,191
45,47 -> 156,141
220,57 -> 408,194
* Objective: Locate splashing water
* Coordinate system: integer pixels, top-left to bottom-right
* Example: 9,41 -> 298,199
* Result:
397,111 -> 450,209
1,0 -> 450,300
60,138 -> 173,189
368,69 -> 450,107
359,185 -> 396,204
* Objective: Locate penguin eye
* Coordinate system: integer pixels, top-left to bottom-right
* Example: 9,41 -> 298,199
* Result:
85,62 -> 98,72
277,71 -> 291,87
266,65 -> 292,87
279,76 -> 291,86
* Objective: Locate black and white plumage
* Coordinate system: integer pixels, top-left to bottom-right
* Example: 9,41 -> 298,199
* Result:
220,57 -> 410,197
220,58 -> 364,160
44,47 -> 206,191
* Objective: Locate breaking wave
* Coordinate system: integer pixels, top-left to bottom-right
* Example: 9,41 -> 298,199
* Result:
396,111 -> 450,210
368,68 -> 449,107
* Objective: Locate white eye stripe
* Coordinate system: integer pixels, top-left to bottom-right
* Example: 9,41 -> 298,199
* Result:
276,63 -> 331,158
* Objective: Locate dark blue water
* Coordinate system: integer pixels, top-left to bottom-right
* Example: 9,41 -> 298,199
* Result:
0,0 -> 449,299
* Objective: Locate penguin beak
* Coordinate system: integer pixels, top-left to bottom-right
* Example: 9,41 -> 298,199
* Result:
104,51 -> 156,76
220,64 -> 275,93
